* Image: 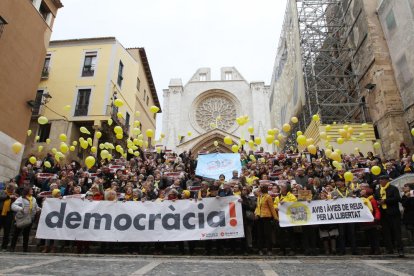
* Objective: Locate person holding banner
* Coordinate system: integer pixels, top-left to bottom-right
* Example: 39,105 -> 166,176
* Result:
375,175 -> 404,257
331,176 -> 358,255
255,183 -> 277,256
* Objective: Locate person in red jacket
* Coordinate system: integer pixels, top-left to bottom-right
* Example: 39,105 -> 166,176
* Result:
361,185 -> 381,255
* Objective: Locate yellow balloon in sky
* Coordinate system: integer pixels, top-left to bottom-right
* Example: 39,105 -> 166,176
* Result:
325,125 -> 332,131
297,135 -> 307,146
146,129 -> 154,138
44,161 -> 51,168
27,130 -> 32,136
100,150 -> 109,159
80,126 -> 91,135
320,132 -> 327,140
325,149 -> 332,158
60,142 -> 69,153
35,135 -> 40,141
114,126 -> 123,134
282,123 -> 291,133
248,140 -> 255,148
337,137 -> 344,144
213,141 -> 219,147
91,146 -> 97,153
29,156 -> 37,164
63,105 -> 71,111
81,140 -> 89,149
150,106 -> 160,113
134,120 -> 141,127
224,136 -> 232,145
265,135 -> 274,144
231,144 -> 239,153
187,131 -> 192,137
274,140 -> 280,147
240,138 -> 246,145
46,138 -> 51,144
373,142 -> 381,149
308,144 -> 317,155
38,145 -> 43,153
278,134 -> 284,140
296,131 -> 303,136
330,152 -> 341,162
69,146 -> 75,152
95,131 -> 102,139
114,99 -> 124,107
312,114 -> 320,121
116,133 -> 123,140
135,111 -> 141,117
248,127 -> 254,134
85,156 -> 96,169
291,117 -> 298,124
37,116 -> 48,125
11,142 -> 23,154
87,137 -> 92,146
254,137 -> 262,145
59,133 -> 67,142
117,112 -> 123,119
108,118 -> 113,126
51,148 -> 57,154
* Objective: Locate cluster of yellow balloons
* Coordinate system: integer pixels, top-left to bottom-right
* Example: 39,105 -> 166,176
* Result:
235,115 -> 249,126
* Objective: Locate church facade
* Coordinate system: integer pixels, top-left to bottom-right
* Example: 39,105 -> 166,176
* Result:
162,67 -> 271,156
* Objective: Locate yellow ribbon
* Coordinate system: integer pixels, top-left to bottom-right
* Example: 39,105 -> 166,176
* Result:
1,191 -> 13,216
380,182 -> 389,209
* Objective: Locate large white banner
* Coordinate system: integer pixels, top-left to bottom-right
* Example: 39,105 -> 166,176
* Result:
36,196 -> 244,242
195,153 -> 241,180
278,198 -> 374,227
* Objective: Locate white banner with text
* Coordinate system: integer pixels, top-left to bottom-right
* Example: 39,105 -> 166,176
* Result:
278,198 -> 374,227
36,196 -> 244,242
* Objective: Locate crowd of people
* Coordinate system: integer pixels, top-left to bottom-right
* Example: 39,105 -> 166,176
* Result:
1,144 -> 414,257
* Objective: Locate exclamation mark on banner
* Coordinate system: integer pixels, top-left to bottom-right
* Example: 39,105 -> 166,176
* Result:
229,202 -> 237,227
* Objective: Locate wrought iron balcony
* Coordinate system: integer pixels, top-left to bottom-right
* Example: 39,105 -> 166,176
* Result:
41,67 -> 50,79
82,66 -> 95,77
74,105 -> 89,116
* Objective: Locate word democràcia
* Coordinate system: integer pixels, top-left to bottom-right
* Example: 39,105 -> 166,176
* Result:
43,202 -> 238,231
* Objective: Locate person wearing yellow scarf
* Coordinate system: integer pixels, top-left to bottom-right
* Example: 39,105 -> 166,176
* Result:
0,183 -> 17,250
376,175 -> 404,257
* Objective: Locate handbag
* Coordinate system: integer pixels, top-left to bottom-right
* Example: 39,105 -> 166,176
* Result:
14,198 -> 32,229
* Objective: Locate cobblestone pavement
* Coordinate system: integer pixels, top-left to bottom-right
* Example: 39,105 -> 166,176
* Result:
0,253 -> 413,276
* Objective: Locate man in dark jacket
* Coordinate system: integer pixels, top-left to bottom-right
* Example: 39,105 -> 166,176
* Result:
375,175 -> 404,257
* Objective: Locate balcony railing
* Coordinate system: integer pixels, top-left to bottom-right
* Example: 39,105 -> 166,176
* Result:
41,67 -> 49,79
82,66 -> 95,77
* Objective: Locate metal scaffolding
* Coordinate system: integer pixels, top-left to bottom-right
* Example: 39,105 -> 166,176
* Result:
296,0 -> 367,126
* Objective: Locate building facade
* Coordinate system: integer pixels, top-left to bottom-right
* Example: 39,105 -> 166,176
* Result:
0,0 -> 63,181
162,67 -> 271,155
377,0 -> 414,132
23,37 -> 160,163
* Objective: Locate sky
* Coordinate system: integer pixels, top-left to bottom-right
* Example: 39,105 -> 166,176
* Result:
51,0 -> 287,132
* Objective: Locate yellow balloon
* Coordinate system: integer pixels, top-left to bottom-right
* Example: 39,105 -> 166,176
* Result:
247,127 -> 254,134
11,142 -> 23,154
344,172 -> 354,182
81,140 -> 89,149
326,135 -> 332,141
355,147 -> 360,152
38,145 -> 43,153
248,140 -> 255,148
60,143 -> 69,153
325,125 -> 332,131
254,137 -> 262,145
297,135 -> 307,146
87,137 -> 92,146
373,142 -> 381,149
265,135 -> 274,144
72,141 -> 77,146
325,149 -> 332,158
320,132 -> 327,140
27,130 -> 32,136
46,138 -> 51,144
278,134 -> 284,140
347,127 -> 354,134
128,148 -> 134,154
308,144 -> 317,155
146,129 -> 154,138
187,131 -> 192,137
150,106 -> 160,113
224,136 -> 232,145
108,118 -> 113,126
411,128 -> 414,136
114,126 -> 123,134
63,105 -> 71,111
85,156 -> 96,169
296,131 -> 303,136
80,127 -> 91,135
330,152 -> 341,162
231,144 -> 239,153
412,154 -> 414,162
274,129 -> 280,136
117,112 -> 123,119
137,140 -> 144,147
332,161 -> 340,168
213,141 -> 219,147
51,148 -> 57,154
114,99 -> 124,107
29,156 -> 37,164
338,129 -> 347,138
116,133 -> 123,140
312,114 -> 320,121
44,161 -> 51,168
337,137 -> 344,144
274,140 -> 280,146
282,124 -> 291,133
161,133 -> 165,138
249,154 -> 256,161
91,146 -> 97,153
100,150 -> 109,159
95,131 -> 102,139
69,146 -> 75,152
335,149 -> 342,155
240,138 -> 246,145
59,133 -> 67,142
291,117 -> 298,124
37,116 -> 48,125
371,166 -> 381,176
